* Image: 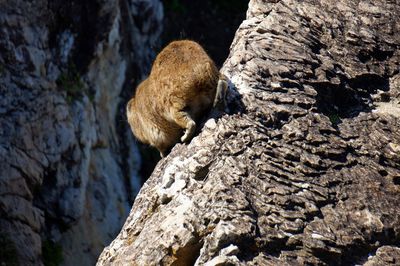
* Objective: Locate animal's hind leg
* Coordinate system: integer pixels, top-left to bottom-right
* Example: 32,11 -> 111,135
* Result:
172,109 -> 196,143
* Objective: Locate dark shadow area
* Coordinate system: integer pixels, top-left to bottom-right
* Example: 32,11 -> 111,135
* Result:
47,0 -> 110,73
342,227 -> 400,266
161,0 -> 248,67
224,81 -> 247,115
313,73 -> 389,125
357,47 -> 395,63
0,232 -> 19,266
138,144 -> 162,185
196,79 -> 246,137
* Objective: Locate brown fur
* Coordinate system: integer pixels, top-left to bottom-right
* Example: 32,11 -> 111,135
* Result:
127,40 -> 227,157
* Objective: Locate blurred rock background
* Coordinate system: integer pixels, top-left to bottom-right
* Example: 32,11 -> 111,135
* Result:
0,0 -> 247,265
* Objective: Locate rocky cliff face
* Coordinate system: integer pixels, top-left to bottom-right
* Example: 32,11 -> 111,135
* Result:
98,0 -> 400,265
0,0 -> 162,265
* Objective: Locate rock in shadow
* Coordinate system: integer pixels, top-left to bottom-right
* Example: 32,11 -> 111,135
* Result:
201,78 -> 245,130
313,73 -> 389,125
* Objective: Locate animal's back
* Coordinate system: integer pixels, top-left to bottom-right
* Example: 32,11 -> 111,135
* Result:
127,40 -> 225,157
149,40 -> 219,110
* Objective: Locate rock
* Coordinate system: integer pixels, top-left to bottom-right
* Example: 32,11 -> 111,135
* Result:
98,0 -> 400,265
0,0 -> 162,265
364,246 -> 400,266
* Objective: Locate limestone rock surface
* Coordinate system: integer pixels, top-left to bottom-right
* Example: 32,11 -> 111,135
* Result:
0,0 -> 162,265
98,0 -> 400,265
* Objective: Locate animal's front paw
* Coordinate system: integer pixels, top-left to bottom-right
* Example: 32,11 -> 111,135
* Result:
181,121 -> 196,142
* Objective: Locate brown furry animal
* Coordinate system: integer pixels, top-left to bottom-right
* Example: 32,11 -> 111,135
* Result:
127,40 -> 228,157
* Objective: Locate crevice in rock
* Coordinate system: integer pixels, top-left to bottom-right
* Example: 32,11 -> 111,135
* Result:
193,163 -> 211,181
348,73 -> 389,95
169,233 -> 203,266
393,176 -> 400,186
340,228 -> 400,265
357,47 -> 395,63
313,73 -> 390,123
